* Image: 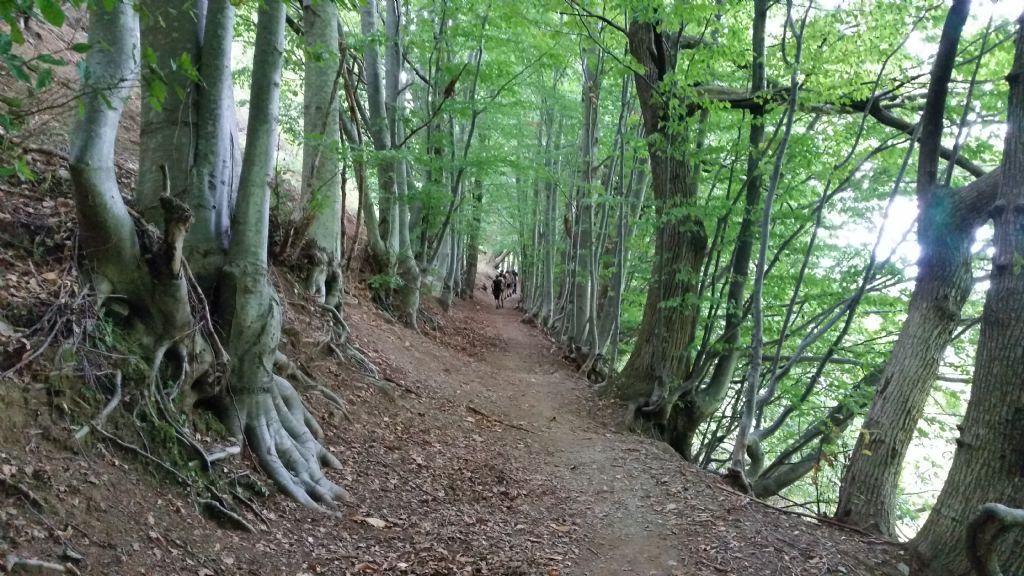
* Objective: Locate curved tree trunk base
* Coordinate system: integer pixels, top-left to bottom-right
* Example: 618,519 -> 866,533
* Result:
275,351 -> 350,419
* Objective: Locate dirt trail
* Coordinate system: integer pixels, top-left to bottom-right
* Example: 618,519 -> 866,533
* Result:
462,297 -> 683,575
413,290 -> 909,576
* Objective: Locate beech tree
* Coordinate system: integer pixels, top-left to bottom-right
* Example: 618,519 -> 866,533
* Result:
910,12 -> 1024,574
72,0 -> 346,507
832,0 -> 996,536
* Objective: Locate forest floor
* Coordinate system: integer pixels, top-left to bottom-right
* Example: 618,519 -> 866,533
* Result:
0,167 -> 913,574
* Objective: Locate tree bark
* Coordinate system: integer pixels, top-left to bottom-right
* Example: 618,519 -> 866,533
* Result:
911,15 -> 1024,574
71,0 -> 195,347
730,0 -> 804,487
300,0 -> 344,307
357,0 -> 395,274
219,0 -> 347,508
382,0 -> 421,327
188,0 -> 240,288
835,0 -> 981,535
461,177 -> 483,299
570,46 -> 602,352
136,0 -> 203,224
606,19 -> 708,459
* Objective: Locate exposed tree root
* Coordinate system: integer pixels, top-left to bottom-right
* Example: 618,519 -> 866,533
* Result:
206,445 -> 241,463
198,498 -> 257,533
966,503 -> 1024,576
147,344 -> 212,471
91,425 -> 193,487
73,371 -> 122,441
316,302 -> 383,382
724,467 -> 754,495
274,351 -> 350,418
4,556 -> 80,575
466,405 -> 536,434
224,374 -> 352,508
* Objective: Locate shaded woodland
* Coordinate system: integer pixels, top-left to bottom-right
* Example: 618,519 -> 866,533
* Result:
0,0 -> 1022,574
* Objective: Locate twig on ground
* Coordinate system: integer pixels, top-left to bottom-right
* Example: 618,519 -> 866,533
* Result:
466,405 -> 536,434
0,475 -> 46,510
197,498 -> 256,533
73,370 -> 122,440
206,445 -> 241,464
707,480 -> 895,541
3,556 -> 80,575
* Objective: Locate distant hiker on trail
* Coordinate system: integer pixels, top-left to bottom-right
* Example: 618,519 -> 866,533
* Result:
492,273 -> 505,308
503,271 -> 515,299
509,270 -> 519,296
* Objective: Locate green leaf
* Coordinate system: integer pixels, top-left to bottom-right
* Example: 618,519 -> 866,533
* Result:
70,42 -> 91,53
8,61 -> 30,83
34,67 -> 52,90
37,53 -> 65,66
35,0 -> 66,28
14,156 -> 34,181
143,46 -> 158,67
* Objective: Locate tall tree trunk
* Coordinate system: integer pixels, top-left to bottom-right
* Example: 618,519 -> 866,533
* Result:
218,0 -> 347,508
72,0 -> 163,323
440,220 -> 459,311
695,0 -> 769,463
539,107 -> 562,326
357,0 -> 394,274
461,177 -> 483,298
730,0 -> 804,487
834,0 -> 978,535
300,0 -> 344,307
188,0 -> 240,288
138,0 -> 238,288
607,21 -> 708,456
571,46 -> 602,352
385,0 -> 421,327
911,15 -> 1024,574
136,0 -> 202,224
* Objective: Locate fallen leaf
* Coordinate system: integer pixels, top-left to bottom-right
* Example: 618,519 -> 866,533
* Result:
352,516 -> 388,529
549,523 -> 572,533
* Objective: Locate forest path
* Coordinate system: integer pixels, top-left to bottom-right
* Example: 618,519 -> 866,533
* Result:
462,292 -> 686,575
418,285 -> 908,576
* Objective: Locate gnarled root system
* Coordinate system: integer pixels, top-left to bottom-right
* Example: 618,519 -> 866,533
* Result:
224,374 -> 351,509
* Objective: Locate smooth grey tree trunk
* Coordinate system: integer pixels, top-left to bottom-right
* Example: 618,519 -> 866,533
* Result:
219,0 -> 348,508
188,0 -> 240,288
136,1 -> 202,225
300,0 -> 344,307
570,46 -> 602,353
385,0 -> 421,328
356,0 -> 395,274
